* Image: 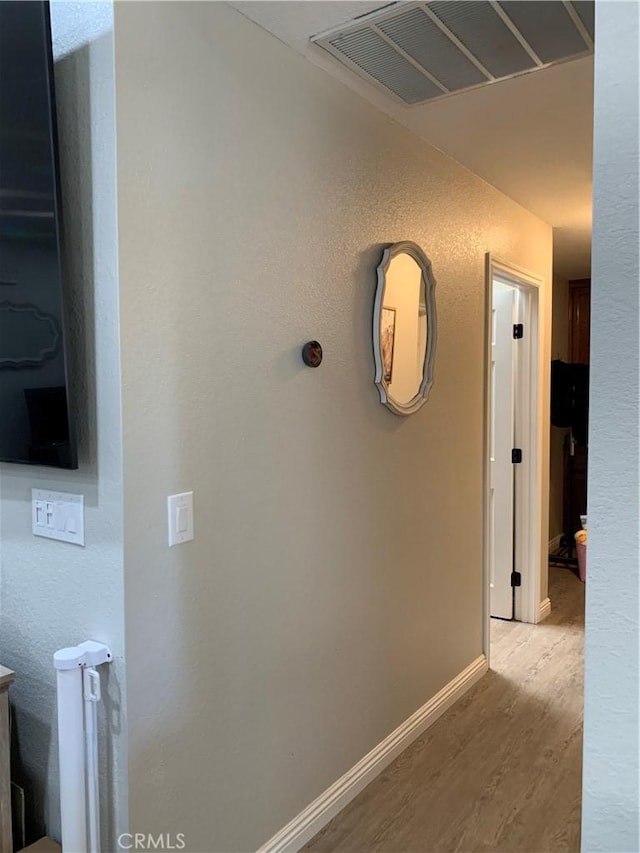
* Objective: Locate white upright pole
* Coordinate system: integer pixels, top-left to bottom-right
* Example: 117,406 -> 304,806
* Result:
54,641 -> 112,853
54,649 -> 87,853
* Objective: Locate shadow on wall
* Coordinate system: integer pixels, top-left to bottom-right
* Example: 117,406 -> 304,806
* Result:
58,41 -> 98,478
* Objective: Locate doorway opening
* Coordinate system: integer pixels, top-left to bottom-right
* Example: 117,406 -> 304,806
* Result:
484,256 -> 544,659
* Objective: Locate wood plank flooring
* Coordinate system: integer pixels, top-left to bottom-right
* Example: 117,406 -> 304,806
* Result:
303,567 -> 584,853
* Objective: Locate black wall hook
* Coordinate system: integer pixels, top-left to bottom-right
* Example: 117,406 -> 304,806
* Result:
302,341 -> 323,368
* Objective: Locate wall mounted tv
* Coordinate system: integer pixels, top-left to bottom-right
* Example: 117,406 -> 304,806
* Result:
0,0 -> 77,468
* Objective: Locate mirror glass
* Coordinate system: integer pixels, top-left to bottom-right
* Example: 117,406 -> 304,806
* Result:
374,242 -> 436,416
380,253 -> 427,406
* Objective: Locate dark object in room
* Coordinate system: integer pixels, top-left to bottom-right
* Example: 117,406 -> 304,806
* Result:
550,359 -> 589,571
551,360 -> 573,428
302,341 -> 323,368
551,360 -> 589,445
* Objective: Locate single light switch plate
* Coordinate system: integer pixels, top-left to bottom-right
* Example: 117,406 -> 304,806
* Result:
32,489 -> 84,546
168,491 -> 194,546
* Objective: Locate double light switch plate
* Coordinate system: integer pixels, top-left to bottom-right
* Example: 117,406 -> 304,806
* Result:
32,489 -> 84,546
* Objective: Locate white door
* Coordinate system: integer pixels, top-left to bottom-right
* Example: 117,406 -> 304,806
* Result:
490,282 -> 518,619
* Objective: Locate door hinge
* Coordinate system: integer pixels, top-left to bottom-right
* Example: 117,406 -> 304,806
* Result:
512,448 -> 523,463
513,323 -> 524,339
511,571 -> 522,587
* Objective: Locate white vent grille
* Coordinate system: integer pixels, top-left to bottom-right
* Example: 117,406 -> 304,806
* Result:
572,1 -> 595,40
328,27 -> 443,103
498,2 -> 589,63
313,1 -> 593,106
428,1 -> 535,78
377,8 -> 487,91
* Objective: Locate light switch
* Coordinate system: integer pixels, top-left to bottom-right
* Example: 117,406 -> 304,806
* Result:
176,505 -> 188,534
167,492 -> 194,546
32,489 -> 84,546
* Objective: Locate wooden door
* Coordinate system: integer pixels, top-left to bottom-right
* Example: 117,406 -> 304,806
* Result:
569,279 -> 590,364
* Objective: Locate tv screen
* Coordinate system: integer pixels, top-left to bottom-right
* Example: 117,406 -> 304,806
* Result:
0,0 -> 77,468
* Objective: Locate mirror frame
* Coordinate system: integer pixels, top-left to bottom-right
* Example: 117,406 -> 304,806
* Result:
373,241 -> 437,416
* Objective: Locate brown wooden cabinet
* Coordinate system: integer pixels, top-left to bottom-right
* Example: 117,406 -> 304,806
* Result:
569,279 -> 591,365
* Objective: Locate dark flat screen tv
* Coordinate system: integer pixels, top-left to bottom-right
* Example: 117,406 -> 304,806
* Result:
0,0 -> 77,468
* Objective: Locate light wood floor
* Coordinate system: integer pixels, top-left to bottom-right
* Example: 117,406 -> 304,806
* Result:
304,567 -> 585,853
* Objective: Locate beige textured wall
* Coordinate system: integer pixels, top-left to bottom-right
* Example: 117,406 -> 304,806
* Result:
113,3 -> 552,849
549,274 -> 571,542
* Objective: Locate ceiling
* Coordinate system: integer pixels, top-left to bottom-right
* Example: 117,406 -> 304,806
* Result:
231,1 -> 594,280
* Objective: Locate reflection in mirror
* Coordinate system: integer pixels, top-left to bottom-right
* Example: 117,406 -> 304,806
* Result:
374,242 -> 436,416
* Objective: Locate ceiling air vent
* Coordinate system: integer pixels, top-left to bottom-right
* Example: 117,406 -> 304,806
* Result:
327,27 -> 444,103
312,1 -> 594,106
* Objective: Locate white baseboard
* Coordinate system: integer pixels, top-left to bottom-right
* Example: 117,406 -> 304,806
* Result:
257,654 -> 488,853
538,597 -> 552,622
548,534 -> 562,553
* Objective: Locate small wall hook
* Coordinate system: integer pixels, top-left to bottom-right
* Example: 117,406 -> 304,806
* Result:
302,341 -> 323,368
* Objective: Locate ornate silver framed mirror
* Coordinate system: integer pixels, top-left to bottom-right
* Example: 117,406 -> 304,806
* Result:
373,241 -> 437,416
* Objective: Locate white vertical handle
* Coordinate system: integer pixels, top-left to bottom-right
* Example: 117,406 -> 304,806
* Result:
56,666 -> 87,853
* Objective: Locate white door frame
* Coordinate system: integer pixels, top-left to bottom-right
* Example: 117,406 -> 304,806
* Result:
483,255 -> 544,660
